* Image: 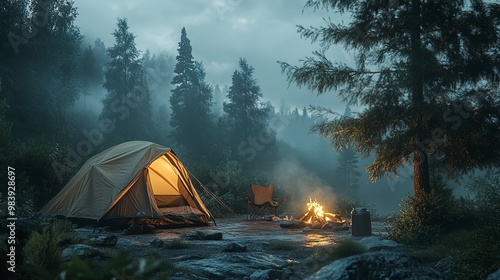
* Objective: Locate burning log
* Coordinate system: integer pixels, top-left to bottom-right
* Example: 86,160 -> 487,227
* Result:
297,206 -> 317,223
280,198 -> 348,230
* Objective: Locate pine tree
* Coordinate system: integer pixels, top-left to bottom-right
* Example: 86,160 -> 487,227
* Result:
279,0 -> 500,194
1,0 -> 83,136
335,105 -> 361,198
100,18 -> 153,146
169,27 -> 214,157
80,45 -> 102,87
224,58 -> 276,165
142,50 -> 175,144
212,84 -> 224,116
224,58 -> 267,139
93,38 -> 108,72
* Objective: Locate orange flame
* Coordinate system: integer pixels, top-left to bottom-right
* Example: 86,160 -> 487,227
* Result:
307,197 -> 325,219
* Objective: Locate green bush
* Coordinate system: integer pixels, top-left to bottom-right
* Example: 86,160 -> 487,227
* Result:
467,172 -> 500,238
22,219 -> 75,272
410,229 -> 476,263
385,182 -> 475,245
410,228 -> 500,279
388,172 -> 500,279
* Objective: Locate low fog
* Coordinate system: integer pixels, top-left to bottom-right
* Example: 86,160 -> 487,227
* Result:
2,0 -> 481,219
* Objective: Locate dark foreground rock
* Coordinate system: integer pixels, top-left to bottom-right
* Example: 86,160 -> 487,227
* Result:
175,252 -> 298,279
170,272 -> 210,280
305,251 -> 446,280
434,256 -> 454,280
487,269 -> 500,280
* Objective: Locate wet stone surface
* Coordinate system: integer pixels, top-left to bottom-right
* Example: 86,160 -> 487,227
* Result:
73,218 -> 388,279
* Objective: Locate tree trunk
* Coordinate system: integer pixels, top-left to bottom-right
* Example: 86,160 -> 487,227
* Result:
414,150 -> 431,194
410,0 -> 431,194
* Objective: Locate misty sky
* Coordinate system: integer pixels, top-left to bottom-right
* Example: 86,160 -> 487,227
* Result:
72,1 -> 424,213
74,0 -> 354,113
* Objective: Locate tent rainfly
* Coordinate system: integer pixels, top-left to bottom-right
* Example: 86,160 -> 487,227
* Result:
40,141 -> 213,227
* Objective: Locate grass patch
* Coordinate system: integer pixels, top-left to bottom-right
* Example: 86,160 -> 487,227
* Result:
268,240 -> 297,251
409,228 -> 500,279
411,228 -> 479,262
163,239 -> 190,249
149,258 -> 179,280
332,239 -> 368,259
305,239 -> 367,269
411,245 -> 450,263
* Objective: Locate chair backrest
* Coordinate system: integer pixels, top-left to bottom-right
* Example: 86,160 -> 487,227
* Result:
251,184 -> 275,205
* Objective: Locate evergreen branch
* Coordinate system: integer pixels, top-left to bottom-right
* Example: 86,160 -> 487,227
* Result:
278,52 -> 400,95
303,0 -> 358,14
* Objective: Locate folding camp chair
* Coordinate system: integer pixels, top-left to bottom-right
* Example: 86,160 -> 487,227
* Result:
246,183 -> 286,220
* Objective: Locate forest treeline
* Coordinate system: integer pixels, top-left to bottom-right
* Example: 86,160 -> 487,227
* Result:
0,0 -> 361,215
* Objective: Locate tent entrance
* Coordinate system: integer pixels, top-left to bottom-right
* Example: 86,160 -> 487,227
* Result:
148,154 -> 189,208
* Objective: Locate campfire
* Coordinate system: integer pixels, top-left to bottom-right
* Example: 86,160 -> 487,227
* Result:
280,197 -> 347,230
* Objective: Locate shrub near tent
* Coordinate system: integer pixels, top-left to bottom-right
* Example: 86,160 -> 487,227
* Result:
39,141 -> 213,227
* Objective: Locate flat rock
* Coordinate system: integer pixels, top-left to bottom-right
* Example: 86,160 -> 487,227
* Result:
305,251 -> 445,280
311,222 -> 322,229
280,220 -> 306,229
205,232 -> 223,240
223,242 -> 247,252
88,235 -> 118,247
184,231 -> 223,240
150,237 -> 163,247
487,269 -> 500,280
331,226 -> 350,231
116,236 -> 155,247
357,236 -> 404,251
61,244 -> 104,261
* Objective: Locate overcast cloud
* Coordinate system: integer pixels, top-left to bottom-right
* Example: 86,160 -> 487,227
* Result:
74,0 -> 354,113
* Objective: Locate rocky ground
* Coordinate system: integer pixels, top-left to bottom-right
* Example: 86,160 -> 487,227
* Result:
68,217 -> 393,279
62,217 -> 500,279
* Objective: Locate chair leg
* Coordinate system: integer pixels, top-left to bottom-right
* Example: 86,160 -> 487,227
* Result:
248,202 -> 263,220
252,206 -> 266,219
